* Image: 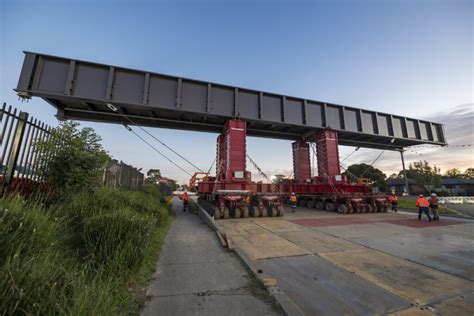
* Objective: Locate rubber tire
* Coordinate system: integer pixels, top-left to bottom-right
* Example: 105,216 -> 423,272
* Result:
325,203 -> 335,212
356,206 -> 364,213
261,207 -> 268,217
243,207 -> 249,218
315,201 -> 324,210
337,204 -> 348,214
224,207 -> 230,219
233,208 -> 241,219
277,206 -> 285,217
306,200 -> 315,208
214,207 -> 221,220
251,206 -> 260,217
347,207 -> 354,214
365,204 -> 373,213
270,207 -> 278,217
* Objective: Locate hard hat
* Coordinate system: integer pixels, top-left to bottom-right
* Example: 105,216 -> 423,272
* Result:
391,191 -> 395,194
419,194 -> 423,197
431,193 -> 437,196
291,192 -> 295,195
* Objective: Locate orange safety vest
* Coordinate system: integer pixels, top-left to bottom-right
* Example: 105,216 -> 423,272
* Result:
388,195 -> 398,202
416,198 -> 429,207
290,195 -> 297,202
430,196 -> 439,205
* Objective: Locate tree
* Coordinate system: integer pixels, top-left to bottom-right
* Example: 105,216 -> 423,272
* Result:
444,168 -> 462,178
400,160 -> 442,188
35,121 -> 110,194
146,169 -> 162,184
272,174 -> 287,185
343,163 -> 387,189
462,168 -> 474,179
388,173 -> 399,179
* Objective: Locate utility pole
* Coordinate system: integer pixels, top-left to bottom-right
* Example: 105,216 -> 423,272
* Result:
400,150 -> 409,195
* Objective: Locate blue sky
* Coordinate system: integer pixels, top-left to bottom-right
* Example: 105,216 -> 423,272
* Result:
1,0 -> 472,183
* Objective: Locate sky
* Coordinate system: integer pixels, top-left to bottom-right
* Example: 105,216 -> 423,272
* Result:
1,0 -> 473,184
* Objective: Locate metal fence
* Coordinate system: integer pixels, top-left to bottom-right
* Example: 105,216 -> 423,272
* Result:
103,159 -> 144,190
1,103 -> 144,194
0,103 -> 54,195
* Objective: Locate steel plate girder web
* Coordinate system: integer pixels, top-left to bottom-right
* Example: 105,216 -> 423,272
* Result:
16,52 -> 447,150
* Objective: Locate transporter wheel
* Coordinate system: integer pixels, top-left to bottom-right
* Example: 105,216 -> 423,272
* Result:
376,205 -> 382,212
261,207 -> 268,217
337,204 -> 348,214
347,206 -> 354,214
269,207 -> 277,217
233,208 -> 241,219
307,200 -> 315,208
356,206 -> 364,213
365,204 -> 374,213
243,207 -> 249,218
277,206 -> 285,217
251,206 -> 260,217
315,201 -> 324,210
224,207 -> 230,219
325,203 -> 335,212
214,207 -> 221,220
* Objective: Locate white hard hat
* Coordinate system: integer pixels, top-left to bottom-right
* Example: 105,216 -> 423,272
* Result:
292,192 -> 295,195
431,193 -> 437,196
419,194 -> 423,197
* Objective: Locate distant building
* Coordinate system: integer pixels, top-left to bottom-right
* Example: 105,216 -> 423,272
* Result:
441,178 -> 474,196
387,177 -> 474,196
387,178 -> 423,195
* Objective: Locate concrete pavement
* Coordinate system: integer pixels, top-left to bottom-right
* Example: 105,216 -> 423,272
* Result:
141,198 -> 280,316
217,206 -> 474,315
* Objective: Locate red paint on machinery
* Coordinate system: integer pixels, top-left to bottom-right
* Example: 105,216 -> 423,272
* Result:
292,140 -> 311,183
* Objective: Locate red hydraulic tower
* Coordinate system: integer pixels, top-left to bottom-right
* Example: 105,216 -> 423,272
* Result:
314,129 -> 341,181
292,140 -> 311,183
216,119 -> 250,183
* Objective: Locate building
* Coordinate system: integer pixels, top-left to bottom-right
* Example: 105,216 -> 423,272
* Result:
441,178 -> 474,196
387,178 -> 423,195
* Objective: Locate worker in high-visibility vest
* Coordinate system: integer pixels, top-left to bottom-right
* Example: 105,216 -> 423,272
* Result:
416,194 -> 432,221
290,193 -> 297,213
180,191 -> 189,212
429,193 -> 440,221
388,191 -> 398,212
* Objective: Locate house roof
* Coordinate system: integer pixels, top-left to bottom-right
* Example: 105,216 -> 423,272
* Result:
387,178 -> 417,185
442,178 -> 474,185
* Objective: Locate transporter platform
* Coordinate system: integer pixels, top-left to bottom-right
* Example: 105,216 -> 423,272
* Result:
215,205 -> 474,315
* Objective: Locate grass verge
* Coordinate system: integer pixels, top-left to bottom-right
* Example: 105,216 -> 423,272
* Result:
0,185 -> 173,315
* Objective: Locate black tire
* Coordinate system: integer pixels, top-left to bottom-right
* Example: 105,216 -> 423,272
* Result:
337,204 -> 348,214
251,206 -> 260,217
243,207 -> 249,218
365,204 -> 373,213
277,206 -> 285,217
261,207 -> 268,217
315,201 -> 324,210
233,208 -> 241,219
307,200 -> 315,208
224,207 -> 230,219
325,203 -> 335,212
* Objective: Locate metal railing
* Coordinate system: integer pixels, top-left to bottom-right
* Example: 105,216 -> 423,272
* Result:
0,103 -> 53,195
103,159 -> 144,190
1,103 -> 145,195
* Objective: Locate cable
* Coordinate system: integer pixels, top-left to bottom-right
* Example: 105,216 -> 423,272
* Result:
246,154 -> 281,192
341,147 -> 360,163
359,138 -> 395,178
123,124 -> 193,177
106,103 -> 205,173
207,158 -> 216,174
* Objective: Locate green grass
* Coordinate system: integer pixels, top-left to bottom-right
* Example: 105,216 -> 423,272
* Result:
0,185 -> 173,315
397,198 -> 417,210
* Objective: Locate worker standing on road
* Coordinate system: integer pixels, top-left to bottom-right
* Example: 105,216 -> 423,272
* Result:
180,191 -> 189,212
429,193 -> 440,221
416,194 -> 432,221
388,191 -> 398,212
290,193 -> 297,213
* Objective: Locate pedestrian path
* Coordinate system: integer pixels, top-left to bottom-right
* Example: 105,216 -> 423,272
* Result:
141,198 -> 279,316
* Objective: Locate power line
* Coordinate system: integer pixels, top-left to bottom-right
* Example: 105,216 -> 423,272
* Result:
123,124 -> 193,177
106,103 -> 205,173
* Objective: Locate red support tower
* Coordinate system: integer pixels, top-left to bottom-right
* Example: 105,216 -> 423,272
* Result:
292,140 -> 311,183
314,129 -> 341,181
216,119 -> 249,183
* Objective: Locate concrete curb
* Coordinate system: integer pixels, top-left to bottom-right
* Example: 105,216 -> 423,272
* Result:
194,201 -> 303,316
